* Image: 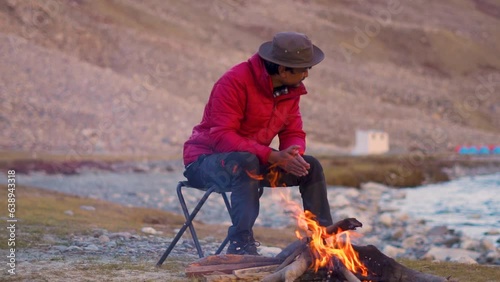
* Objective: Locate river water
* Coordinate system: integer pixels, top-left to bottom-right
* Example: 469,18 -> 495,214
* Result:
4,169 -> 500,245
391,173 -> 500,244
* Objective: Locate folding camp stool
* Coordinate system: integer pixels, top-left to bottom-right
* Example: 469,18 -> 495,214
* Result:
156,180 -> 263,267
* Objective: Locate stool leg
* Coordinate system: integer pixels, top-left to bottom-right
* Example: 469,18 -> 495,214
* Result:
258,187 -> 264,198
215,192 -> 232,254
179,185 -> 212,258
156,184 -> 215,267
215,237 -> 230,255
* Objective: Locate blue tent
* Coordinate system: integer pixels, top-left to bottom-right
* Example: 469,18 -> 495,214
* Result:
457,145 -> 500,155
478,146 -> 490,154
458,146 -> 469,155
493,146 -> 500,154
468,147 -> 479,154
458,146 -> 472,155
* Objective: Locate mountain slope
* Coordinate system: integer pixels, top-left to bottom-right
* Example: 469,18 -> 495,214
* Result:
1,0 -> 498,157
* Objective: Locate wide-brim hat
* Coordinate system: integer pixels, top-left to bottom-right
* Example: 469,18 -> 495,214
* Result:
258,32 -> 324,68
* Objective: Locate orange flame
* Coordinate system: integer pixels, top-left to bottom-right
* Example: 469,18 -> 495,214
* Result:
246,170 -> 264,181
296,211 -> 368,276
246,165 -> 368,277
246,163 -> 284,187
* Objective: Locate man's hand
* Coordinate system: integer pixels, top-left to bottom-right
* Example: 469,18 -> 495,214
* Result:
268,145 -> 310,177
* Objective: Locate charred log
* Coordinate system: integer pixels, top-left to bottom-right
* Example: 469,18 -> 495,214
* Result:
262,252 -> 311,282
186,218 -> 456,282
353,245 -> 456,282
325,218 -> 363,235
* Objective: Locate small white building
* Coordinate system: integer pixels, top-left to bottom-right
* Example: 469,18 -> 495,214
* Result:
351,130 -> 389,155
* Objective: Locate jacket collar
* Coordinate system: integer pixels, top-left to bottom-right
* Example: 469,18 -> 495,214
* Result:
248,53 -> 308,99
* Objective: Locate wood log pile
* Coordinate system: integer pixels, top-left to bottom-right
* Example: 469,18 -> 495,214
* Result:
186,218 -> 458,282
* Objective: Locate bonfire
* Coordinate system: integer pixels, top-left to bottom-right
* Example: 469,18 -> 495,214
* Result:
186,166 -> 456,281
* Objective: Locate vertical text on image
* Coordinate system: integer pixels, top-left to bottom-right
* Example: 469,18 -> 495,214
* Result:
7,170 -> 17,275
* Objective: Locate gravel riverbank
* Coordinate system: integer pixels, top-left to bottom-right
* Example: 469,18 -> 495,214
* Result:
3,160 -> 499,269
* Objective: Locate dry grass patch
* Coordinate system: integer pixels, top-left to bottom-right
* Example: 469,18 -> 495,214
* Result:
319,154 -> 448,188
319,153 -> 500,188
0,185 -> 298,250
0,185 -> 186,249
400,259 -> 500,282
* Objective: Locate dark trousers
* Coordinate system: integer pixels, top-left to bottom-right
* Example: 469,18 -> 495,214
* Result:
183,152 -> 333,241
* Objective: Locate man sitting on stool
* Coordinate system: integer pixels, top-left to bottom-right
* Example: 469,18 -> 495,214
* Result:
182,31 -> 333,255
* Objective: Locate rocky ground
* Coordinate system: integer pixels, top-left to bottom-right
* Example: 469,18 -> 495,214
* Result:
2,167 -> 499,279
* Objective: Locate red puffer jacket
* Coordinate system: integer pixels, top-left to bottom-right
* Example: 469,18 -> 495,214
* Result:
183,53 -> 307,166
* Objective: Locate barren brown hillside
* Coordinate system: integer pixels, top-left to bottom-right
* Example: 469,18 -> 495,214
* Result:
1,0 -> 499,158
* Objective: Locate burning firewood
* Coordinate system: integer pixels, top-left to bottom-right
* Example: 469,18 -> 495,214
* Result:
186,218 -> 456,281
274,238 -> 309,271
262,251 -> 310,282
265,217 -> 454,282
261,218 -> 455,282
260,219 -> 363,281
353,245 -> 456,282
262,252 -> 363,282
259,245 -> 454,282
325,217 -> 363,235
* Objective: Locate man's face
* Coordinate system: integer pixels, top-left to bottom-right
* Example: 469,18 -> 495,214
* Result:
280,67 -> 310,87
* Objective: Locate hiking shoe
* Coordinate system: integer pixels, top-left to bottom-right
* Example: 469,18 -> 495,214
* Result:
227,240 -> 261,255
